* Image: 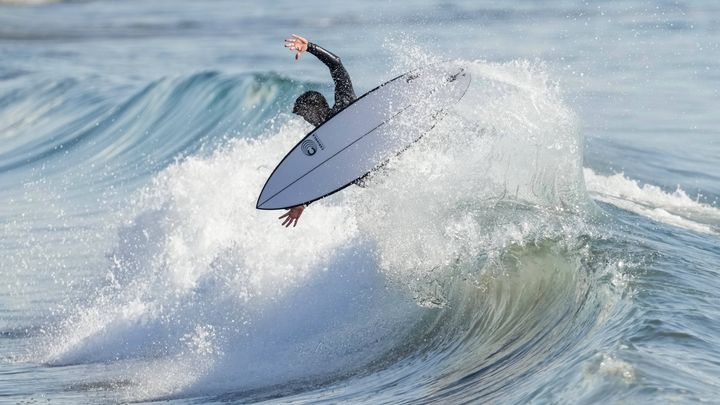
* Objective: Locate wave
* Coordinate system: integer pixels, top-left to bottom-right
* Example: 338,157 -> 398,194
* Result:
0,71 -> 301,194
24,59 -> 629,402
584,168 -> 720,235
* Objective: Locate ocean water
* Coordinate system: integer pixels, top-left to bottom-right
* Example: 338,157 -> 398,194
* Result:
1,0 -> 719,403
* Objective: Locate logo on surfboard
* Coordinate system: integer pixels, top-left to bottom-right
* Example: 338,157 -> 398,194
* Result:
301,135 -> 325,157
301,139 -> 317,156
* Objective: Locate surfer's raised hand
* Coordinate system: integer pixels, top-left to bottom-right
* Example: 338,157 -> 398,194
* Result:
279,205 -> 305,227
284,34 -> 308,60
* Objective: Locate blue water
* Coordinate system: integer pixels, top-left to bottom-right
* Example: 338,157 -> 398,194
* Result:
1,1 -> 719,403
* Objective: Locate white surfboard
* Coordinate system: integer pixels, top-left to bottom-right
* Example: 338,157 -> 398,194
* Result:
256,63 -> 471,210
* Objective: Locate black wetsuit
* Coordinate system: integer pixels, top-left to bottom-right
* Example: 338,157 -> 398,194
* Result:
307,42 -> 356,115
301,43 -> 364,207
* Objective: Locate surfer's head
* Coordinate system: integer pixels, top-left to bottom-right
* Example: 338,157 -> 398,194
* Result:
293,91 -> 329,127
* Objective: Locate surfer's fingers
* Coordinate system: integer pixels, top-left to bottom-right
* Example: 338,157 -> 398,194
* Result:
291,34 -> 306,42
279,212 -> 289,219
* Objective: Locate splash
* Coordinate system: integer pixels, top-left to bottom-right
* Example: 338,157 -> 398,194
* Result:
351,58 -> 590,303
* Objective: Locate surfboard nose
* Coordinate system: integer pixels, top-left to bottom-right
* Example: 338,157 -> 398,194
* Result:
256,188 -> 276,210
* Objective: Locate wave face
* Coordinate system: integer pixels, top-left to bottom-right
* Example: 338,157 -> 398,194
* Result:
0,71 -> 294,182
2,41 -> 719,404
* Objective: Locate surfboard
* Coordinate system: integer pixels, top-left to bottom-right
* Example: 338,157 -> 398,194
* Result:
256,63 -> 471,210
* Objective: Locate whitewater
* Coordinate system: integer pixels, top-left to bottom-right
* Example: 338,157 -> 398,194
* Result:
1,1 -> 719,404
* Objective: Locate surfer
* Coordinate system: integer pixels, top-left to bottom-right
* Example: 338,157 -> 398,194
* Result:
279,34 -> 356,227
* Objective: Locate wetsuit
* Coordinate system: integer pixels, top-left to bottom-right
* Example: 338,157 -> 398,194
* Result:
300,44 -> 366,207
307,42 -> 356,115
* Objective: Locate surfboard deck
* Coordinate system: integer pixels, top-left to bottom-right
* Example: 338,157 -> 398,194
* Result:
256,63 -> 471,210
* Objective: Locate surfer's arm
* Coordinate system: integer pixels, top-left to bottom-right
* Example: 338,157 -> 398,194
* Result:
279,205 -> 305,227
307,42 -> 356,110
285,35 -> 356,108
